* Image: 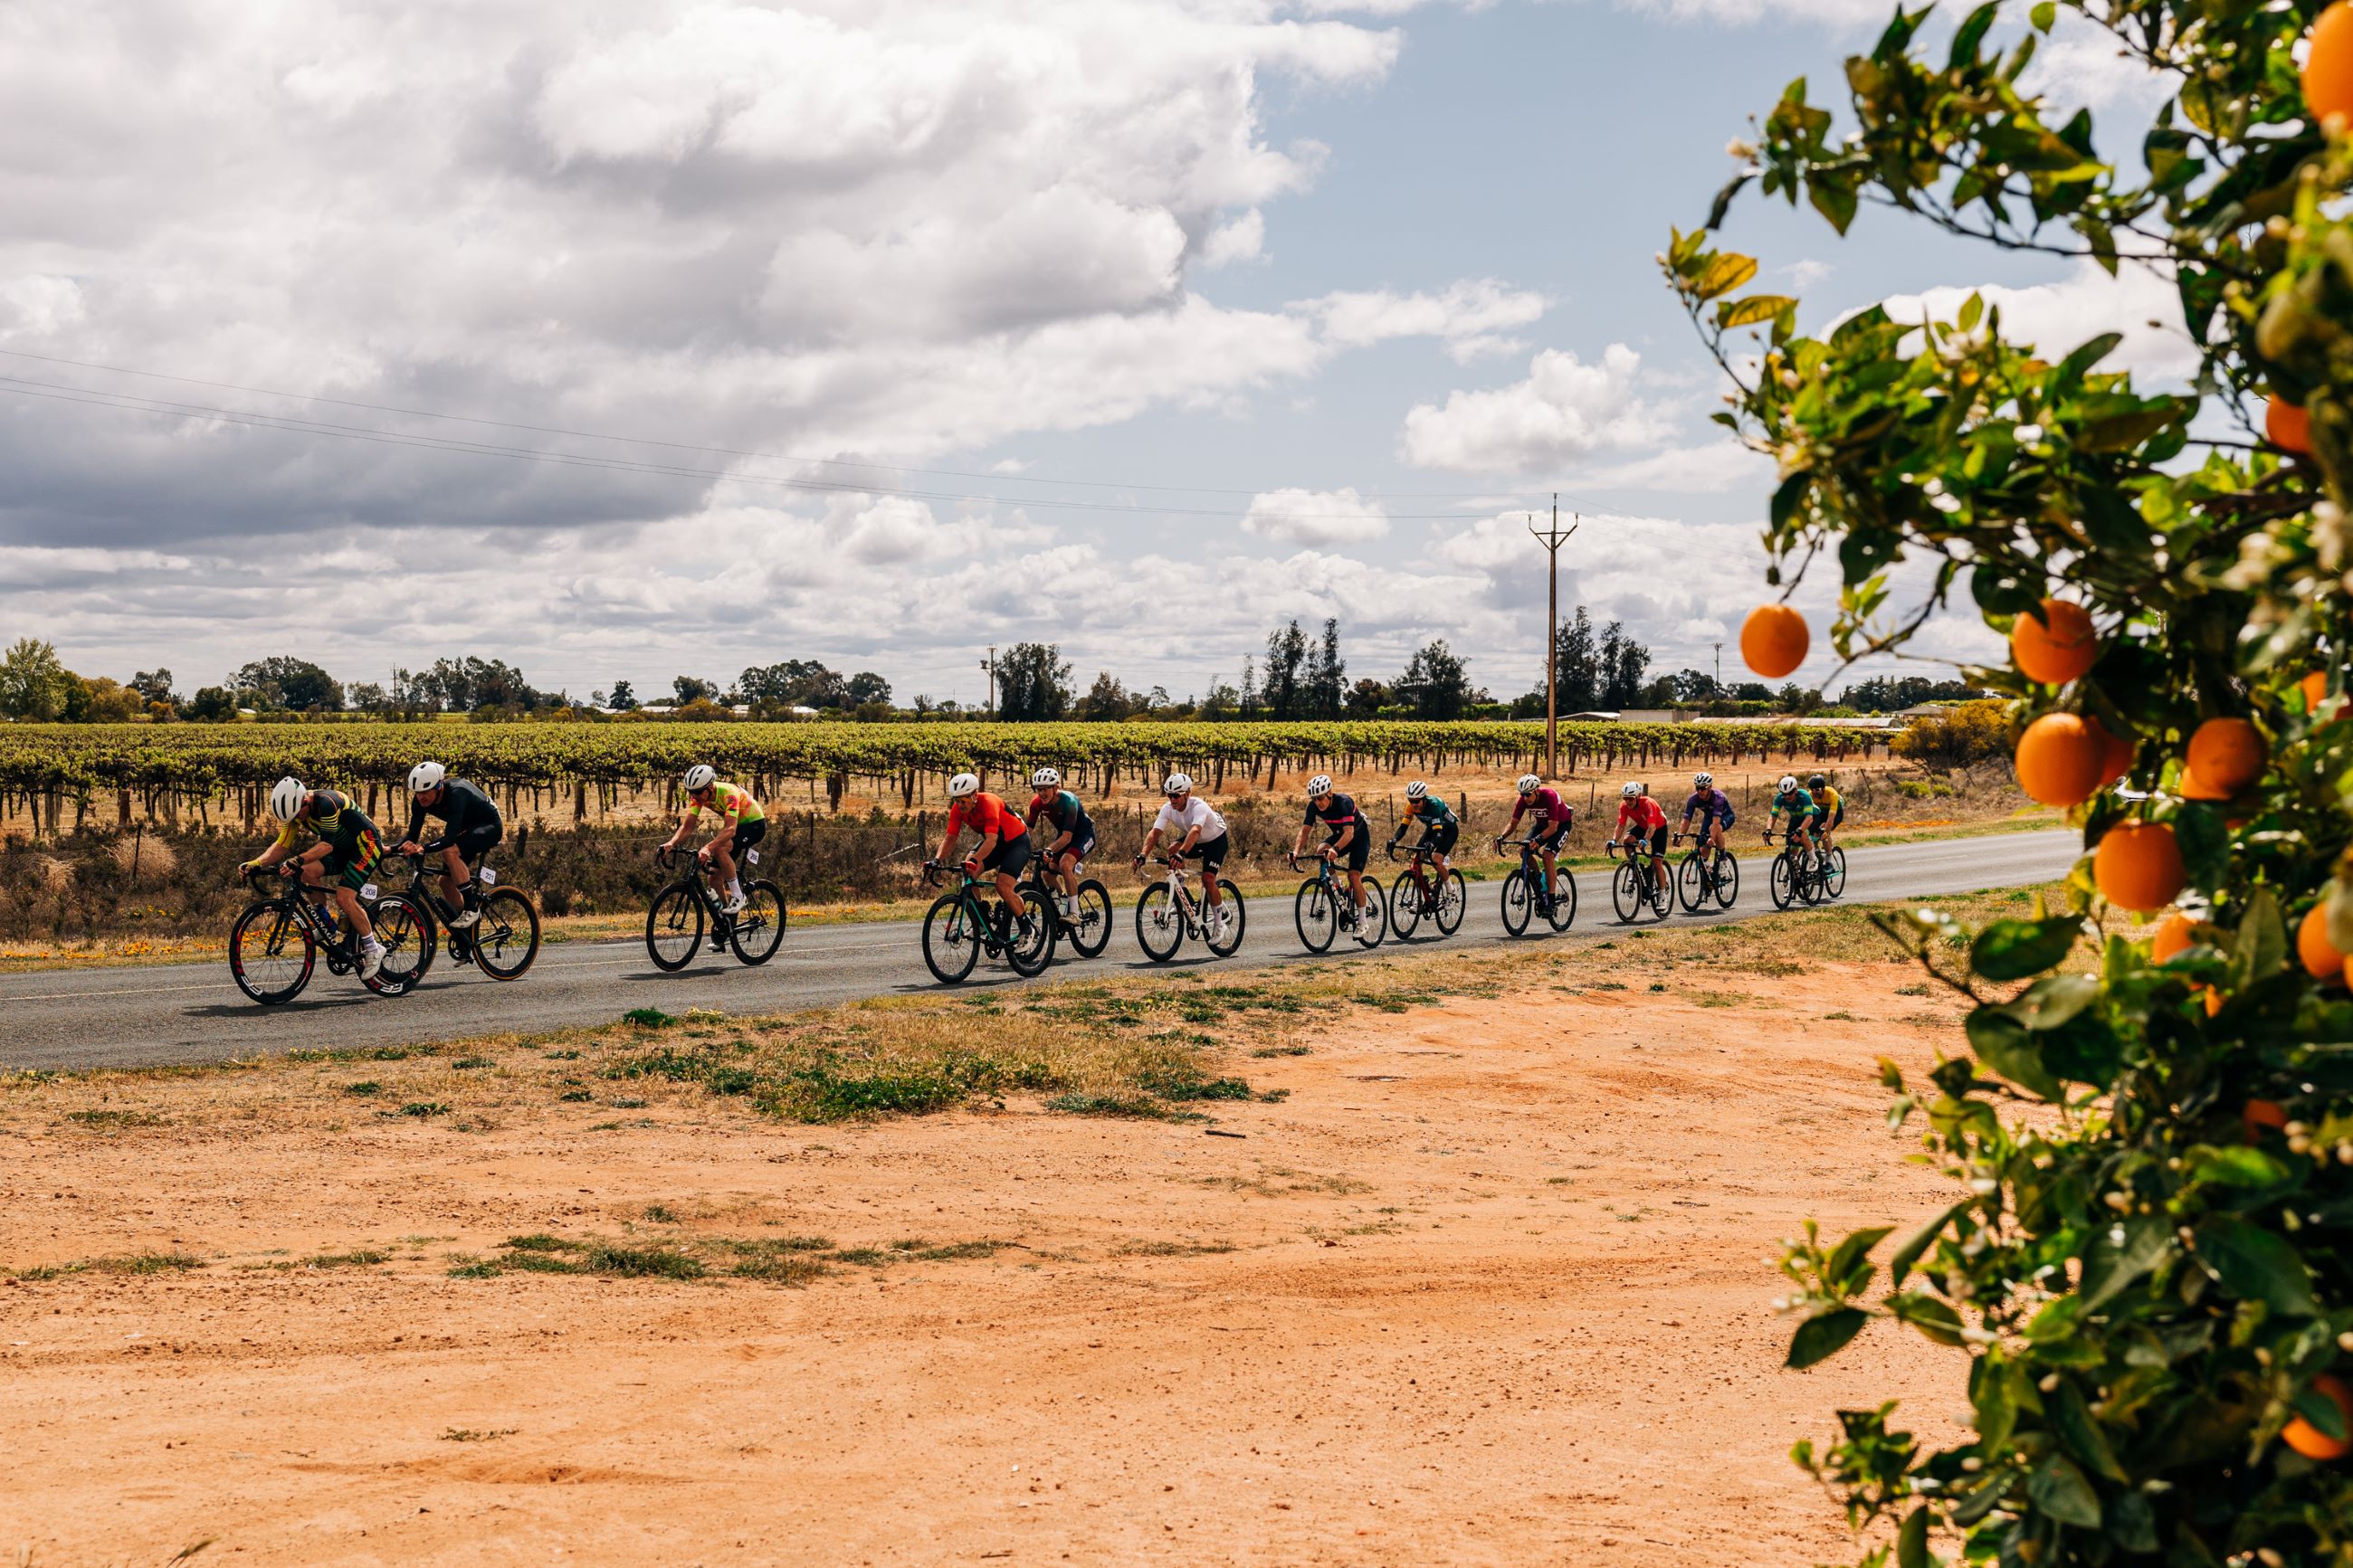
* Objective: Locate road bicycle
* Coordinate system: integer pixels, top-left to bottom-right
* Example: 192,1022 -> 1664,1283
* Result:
1023,841 -> 1113,960
1133,853 -> 1246,964
1672,831 -> 1740,915
1495,835 -> 1576,936
645,846 -> 787,972
1385,839 -> 1466,940
919,861 -> 1053,984
390,848 -> 540,981
228,866 -> 431,1004
1764,830 -> 1828,910
1289,851 -> 1386,954
1608,835 -> 1675,924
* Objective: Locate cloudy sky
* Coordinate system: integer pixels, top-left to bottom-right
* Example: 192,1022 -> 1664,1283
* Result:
0,0 -> 2179,707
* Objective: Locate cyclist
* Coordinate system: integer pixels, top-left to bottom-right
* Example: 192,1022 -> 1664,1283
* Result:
1679,771 -> 1734,857
1025,766 -> 1096,919
395,761 -> 502,947
1610,781 -> 1671,899
660,765 -> 766,915
1496,773 -> 1574,908
238,776 -> 387,981
1766,774 -> 1819,862
929,772 -> 1034,937
1135,773 -> 1234,937
1386,780 -> 1460,882
1806,773 -> 1844,865
1291,774 -> 1373,926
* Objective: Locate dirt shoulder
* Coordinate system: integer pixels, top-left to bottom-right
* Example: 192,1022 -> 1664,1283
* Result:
0,902 -> 2025,1566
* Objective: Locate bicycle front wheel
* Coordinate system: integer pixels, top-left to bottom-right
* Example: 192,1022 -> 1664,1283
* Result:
1067,879 -> 1114,958
1135,884 -> 1185,963
1294,879 -> 1338,954
1205,880 -> 1246,957
1388,875 -> 1424,940
230,901 -> 315,1004
1435,869 -> 1467,936
1676,853 -> 1707,915
1768,853 -> 1796,910
1500,869 -> 1533,936
730,880 -> 787,965
363,894 -> 433,996
1712,850 -> 1740,909
1005,903 -> 1053,977
472,887 -> 542,981
1546,868 -> 1577,931
921,892 -> 983,984
1823,848 -> 1847,899
1612,862 -> 1643,924
646,885 -> 705,971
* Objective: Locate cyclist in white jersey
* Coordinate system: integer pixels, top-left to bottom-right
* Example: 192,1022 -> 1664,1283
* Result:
1134,774 -> 1234,937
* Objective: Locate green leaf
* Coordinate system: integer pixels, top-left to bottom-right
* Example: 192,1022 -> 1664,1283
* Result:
1787,1307 -> 1869,1368
2295,1383 -> 2351,1441
2015,974 -> 2101,1033
1966,1006 -> 2062,1100
1810,175 -> 1859,234
1890,1291 -> 1967,1345
2053,332 -> 2123,389
1827,1225 -> 1895,1294
1972,1354 -> 2019,1449
2049,1381 -> 2127,1480
1972,916 -> 2083,981
1719,293 -> 1796,329
1690,252 -> 1760,302
1898,1506 -> 1931,1568
2174,804 -> 2230,889
2231,888 -> 2288,992
2185,1144 -> 2292,1188
1890,1198 -> 1970,1287
2080,1216 -> 2171,1311
2106,1491 -> 2158,1554
2194,1217 -> 2320,1316
1947,0 -> 2000,67
2027,1454 -> 2103,1528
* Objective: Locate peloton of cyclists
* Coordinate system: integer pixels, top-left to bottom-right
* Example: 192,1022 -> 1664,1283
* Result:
1610,781 -> 1672,898
395,761 -> 503,956
1495,773 -> 1574,903
929,771 -> 1035,941
1025,767 -> 1096,920
660,765 -> 767,915
1291,774 -> 1376,927
1386,780 -> 1459,879
1134,772 -> 1235,939
238,776 -> 389,981
1679,771 -> 1734,857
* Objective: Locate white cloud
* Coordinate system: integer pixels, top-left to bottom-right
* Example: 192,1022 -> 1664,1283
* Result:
1240,487 -> 1390,546
1400,344 -> 1669,474
1568,440 -> 1769,495
1876,260 -> 2196,386
1202,209 -> 1267,269
1305,280 -> 1546,358
2018,11 -> 2176,116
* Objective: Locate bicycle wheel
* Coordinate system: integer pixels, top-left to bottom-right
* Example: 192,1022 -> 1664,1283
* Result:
1068,879 -> 1114,959
1612,862 -> 1643,924
229,901 -> 315,1004
1500,869 -> 1533,936
1712,850 -> 1740,910
1294,879 -> 1338,954
1388,874 -> 1424,941
363,894 -> 433,995
915,892 -> 978,984
1676,852 -> 1706,914
1795,852 -> 1825,907
1546,867 -> 1577,931
1643,865 -> 1675,923
645,884 -> 706,971
472,887 -> 542,980
1769,852 -> 1797,910
1135,884 -> 1185,963
1352,876 -> 1387,948
1205,879 -> 1246,957
1435,869 -> 1467,936
1823,848 -> 1847,899
730,880 -> 787,965
1005,901 -> 1054,977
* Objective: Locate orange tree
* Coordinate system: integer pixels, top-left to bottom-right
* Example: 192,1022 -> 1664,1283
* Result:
1669,0 -> 2353,1561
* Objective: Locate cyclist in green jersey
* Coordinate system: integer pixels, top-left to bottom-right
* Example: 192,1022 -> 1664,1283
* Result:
1386,780 -> 1460,879
660,765 -> 767,914
238,776 -> 388,980
1766,774 -> 1820,860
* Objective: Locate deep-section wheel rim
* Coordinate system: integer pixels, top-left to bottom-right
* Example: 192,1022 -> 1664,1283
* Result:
230,902 -> 314,1004
364,897 -> 432,994
1500,870 -> 1532,936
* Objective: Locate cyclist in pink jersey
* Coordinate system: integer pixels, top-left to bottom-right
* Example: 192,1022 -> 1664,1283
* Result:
1496,773 -> 1574,898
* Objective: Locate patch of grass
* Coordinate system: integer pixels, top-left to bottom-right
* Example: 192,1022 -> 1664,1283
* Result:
303,1250 -> 388,1269
502,1252 -> 583,1275
621,1008 -> 678,1029
370,1047 -> 413,1061
729,1252 -> 829,1285
398,1101 -> 449,1117
440,1428 -> 518,1442
608,1098 -> 649,1110
1823,1012 -> 1860,1022
503,1234 -> 578,1253
451,1057 -> 495,1070
1895,983 -> 1933,997
543,1050 -> 580,1060
64,1108 -> 166,1127
642,1204 -> 678,1223
1045,1091 -> 1176,1119
445,1256 -> 500,1278
1113,1239 -> 1236,1258
558,1090 -> 593,1102
1688,992 -> 1743,1008
344,1081 -> 381,1097
16,1250 -> 209,1281
579,1243 -> 704,1280
1250,1045 -> 1311,1058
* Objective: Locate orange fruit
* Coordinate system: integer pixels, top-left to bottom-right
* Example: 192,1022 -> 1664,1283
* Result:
2245,1098 -> 2291,1141
2150,911 -> 2196,964
2306,670 -> 2341,719
2201,985 -> 2225,1018
2187,717 -> 2268,794
2177,763 -> 2232,802
2015,713 -> 2109,806
2306,2 -> 2353,126
2095,720 -> 2135,785
2303,902 -> 2348,984
2285,1375 -> 2353,1461
1741,604 -> 1808,679
2269,399 -> 2314,454
2095,822 -> 2186,913
2011,600 -> 2099,686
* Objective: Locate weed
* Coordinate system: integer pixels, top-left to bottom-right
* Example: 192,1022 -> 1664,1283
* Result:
579,1243 -> 704,1280
503,1235 -> 578,1253
344,1081 -> 381,1097
543,1050 -> 580,1060
1823,1012 -> 1860,1022
303,1250 -> 388,1269
1895,983 -> 1932,997
621,1008 -> 677,1030
1113,1239 -> 1236,1258
642,1204 -> 677,1223
451,1057 -> 494,1070
64,1108 -> 166,1127
558,1090 -> 593,1102
370,1047 -> 412,1061
608,1098 -> 649,1110
398,1102 -> 449,1117
1045,1092 -> 1173,1119
441,1428 -> 518,1442
445,1256 -> 500,1278
1250,1045 -> 1311,1058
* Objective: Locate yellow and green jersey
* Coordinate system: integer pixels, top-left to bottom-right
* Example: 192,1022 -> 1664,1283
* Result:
684,781 -> 765,824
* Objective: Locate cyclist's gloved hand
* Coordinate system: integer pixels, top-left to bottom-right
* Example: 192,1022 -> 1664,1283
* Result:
963,858 -> 981,876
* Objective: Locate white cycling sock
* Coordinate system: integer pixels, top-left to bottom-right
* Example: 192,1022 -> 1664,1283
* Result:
728,878 -> 743,899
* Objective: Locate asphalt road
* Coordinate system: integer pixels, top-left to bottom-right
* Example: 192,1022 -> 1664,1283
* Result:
0,829 -> 2081,1073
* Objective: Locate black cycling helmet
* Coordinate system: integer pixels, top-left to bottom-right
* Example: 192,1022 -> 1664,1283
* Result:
1808,773 -> 1827,789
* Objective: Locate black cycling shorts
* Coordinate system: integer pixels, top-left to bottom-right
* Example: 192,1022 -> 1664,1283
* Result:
1327,830 -> 1370,872
1648,824 -> 1671,858
730,818 -> 767,858
430,822 -> 503,864
1532,822 -> 1569,853
1192,832 -> 1231,873
1059,822 -> 1097,862
1420,821 -> 1460,857
983,833 -> 1033,877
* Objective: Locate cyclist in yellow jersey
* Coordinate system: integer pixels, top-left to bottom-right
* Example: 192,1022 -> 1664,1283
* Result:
659,764 -> 767,914
238,776 -> 388,980
1806,773 -> 1844,866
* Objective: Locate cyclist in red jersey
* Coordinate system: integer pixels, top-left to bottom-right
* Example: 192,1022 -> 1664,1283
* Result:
928,772 -> 1034,936
1496,773 -> 1574,898
1610,781 -> 1672,898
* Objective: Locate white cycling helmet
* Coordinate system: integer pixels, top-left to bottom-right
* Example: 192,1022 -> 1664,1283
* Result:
1405,780 -> 1429,801
1031,766 -> 1060,789
1307,774 -> 1334,796
1693,771 -> 1713,789
270,776 -> 307,822
407,760 -> 446,794
948,772 -> 980,798
1621,781 -> 1643,798
1163,772 -> 1193,796
1516,774 -> 1542,795
1778,774 -> 1799,794
683,764 -> 718,794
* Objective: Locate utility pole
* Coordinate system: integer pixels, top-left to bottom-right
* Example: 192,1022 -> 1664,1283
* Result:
981,647 -> 996,718
1713,641 -> 1723,693
1528,497 -> 1579,778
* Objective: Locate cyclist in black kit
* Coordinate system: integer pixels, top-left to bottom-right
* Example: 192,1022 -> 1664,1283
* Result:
1290,774 -> 1375,926
396,761 -> 503,941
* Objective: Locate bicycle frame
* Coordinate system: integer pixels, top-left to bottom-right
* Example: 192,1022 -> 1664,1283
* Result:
925,864 -> 1018,953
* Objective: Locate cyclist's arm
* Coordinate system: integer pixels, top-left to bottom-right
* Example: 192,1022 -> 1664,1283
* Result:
245,839 -> 294,872
700,805 -> 739,850
1329,820 -> 1356,850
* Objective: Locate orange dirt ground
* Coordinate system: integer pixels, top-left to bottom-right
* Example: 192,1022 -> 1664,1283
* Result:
4,964 -> 1966,1565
